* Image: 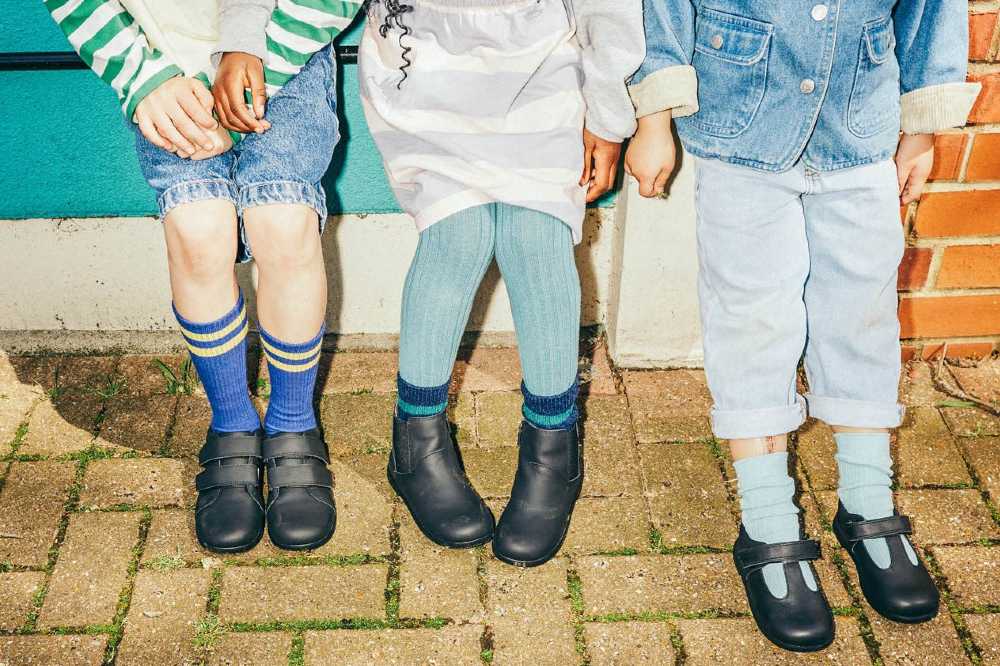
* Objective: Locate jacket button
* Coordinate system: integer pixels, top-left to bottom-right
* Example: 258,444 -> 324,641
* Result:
800,79 -> 816,94
710,34 -> 724,49
811,4 -> 829,21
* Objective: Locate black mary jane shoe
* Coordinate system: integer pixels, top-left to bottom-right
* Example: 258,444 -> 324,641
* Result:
389,412 -> 494,548
263,429 -> 337,551
195,430 -> 266,553
733,526 -> 835,653
833,502 -> 939,623
492,421 -> 582,567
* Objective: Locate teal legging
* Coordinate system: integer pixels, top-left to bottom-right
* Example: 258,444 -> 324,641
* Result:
399,203 -> 580,398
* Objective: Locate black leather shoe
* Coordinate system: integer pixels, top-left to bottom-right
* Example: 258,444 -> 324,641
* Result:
733,526 -> 835,652
264,430 -> 336,551
388,412 -> 494,548
492,421 -> 582,567
833,502 -> 939,623
195,430 -> 265,553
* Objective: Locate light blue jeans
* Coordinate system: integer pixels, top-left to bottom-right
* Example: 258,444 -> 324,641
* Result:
695,157 -> 905,439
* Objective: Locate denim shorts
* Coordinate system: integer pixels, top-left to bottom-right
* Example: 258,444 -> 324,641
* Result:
131,44 -> 340,263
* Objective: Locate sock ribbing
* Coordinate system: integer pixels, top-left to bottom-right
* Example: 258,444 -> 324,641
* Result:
733,452 -> 817,598
521,379 -> 579,430
396,374 -> 449,420
174,292 -> 260,433
260,324 -> 324,435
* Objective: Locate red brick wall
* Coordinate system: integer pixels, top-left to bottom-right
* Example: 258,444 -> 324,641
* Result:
899,2 -> 1000,361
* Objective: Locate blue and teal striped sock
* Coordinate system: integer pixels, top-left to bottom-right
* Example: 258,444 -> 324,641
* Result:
522,379 -> 579,430
259,324 -> 324,435
396,375 -> 450,420
174,292 -> 260,433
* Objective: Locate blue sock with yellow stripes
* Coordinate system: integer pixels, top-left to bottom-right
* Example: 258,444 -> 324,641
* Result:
173,292 -> 260,433
259,324 -> 324,435
522,379 -> 579,430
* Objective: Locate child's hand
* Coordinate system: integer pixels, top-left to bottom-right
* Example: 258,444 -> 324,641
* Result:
581,129 -> 623,203
895,133 -> 935,205
134,77 -> 220,158
187,126 -> 235,161
213,52 -> 271,134
625,111 -> 675,198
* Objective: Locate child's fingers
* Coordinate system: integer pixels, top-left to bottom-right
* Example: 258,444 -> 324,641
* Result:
580,142 -> 594,186
217,91 -> 252,133
246,67 -> 268,122
138,116 -> 174,152
895,159 -> 911,196
152,112 -> 196,155
191,81 -> 216,112
166,104 -> 214,152
179,92 -> 218,130
228,74 -> 261,131
653,169 -> 671,195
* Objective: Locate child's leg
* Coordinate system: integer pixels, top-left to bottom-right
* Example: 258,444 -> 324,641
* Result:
490,204 -> 582,566
243,204 -> 326,434
801,161 -> 910,566
397,205 -> 497,416
695,158 -> 815,593
492,205 -> 580,427
166,201 -> 261,434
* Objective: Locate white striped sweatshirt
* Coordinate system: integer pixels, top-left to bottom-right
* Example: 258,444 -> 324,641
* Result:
43,0 -> 363,120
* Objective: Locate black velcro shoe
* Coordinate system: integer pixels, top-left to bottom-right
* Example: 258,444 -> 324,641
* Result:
264,429 -> 336,551
492,421 -> 582,567
833,503 -> 939,623
389,412 -> 494,548
733,526 -> 835,652
195,430 -> 265,553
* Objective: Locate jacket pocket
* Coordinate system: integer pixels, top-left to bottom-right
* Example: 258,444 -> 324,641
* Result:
847,17 -> 901,138
690,8 -> 772,138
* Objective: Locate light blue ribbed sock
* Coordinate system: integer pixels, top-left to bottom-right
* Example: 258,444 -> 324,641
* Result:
734,452 -> 817,598
835,432 -> 918,568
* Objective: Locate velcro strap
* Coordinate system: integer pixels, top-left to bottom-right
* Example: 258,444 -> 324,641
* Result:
267,464 -> 333,489
199,433 -> 262,465
263,434 -> 329,464
196,464 -> 260,491
735,539 -> 821,573
840,515 -> 912,542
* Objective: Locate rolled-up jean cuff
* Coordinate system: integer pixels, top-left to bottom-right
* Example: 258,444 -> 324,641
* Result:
238,180 -> 328,226
805,394 -> 905,429
157,179 -> 238,221
710,395 -> 807,439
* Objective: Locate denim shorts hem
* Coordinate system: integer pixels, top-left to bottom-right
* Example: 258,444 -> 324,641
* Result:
237,181 -> 328,261
805,394 -> 905,429
158,179 -> 238,221
710,395 -> 807,439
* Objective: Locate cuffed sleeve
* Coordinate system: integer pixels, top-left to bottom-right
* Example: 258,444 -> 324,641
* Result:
629,64 -> 698,118
571,0 -> 646,142
900,81 -> 983,134
212,0 -> 276,66
893,0 -> 980,131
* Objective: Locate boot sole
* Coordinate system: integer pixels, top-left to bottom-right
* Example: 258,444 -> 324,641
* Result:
388,470 -> 494,549
492,481 -> 582,568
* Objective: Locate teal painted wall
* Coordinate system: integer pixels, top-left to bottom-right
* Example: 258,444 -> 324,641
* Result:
2,4 -> 613,219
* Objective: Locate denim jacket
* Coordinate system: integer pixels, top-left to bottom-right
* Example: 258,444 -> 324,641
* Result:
629,1 -> 982,172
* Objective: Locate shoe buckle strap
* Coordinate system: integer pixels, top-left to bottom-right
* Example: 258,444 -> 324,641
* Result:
263,435 -> 330,464
199,434 -> 262,465
195,464 -> 260,491
734,539 -> 821,573
841,515 -> 912,542
267,464 -> 333,489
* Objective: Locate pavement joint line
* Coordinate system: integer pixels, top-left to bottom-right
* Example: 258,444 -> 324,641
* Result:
923,547 -> 989,664
100,507 -> 152,665
473,545 -> 492,664
950,428 -> 1000,530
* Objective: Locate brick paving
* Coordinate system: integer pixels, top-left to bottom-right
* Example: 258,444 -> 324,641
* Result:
0,349 -> 998,665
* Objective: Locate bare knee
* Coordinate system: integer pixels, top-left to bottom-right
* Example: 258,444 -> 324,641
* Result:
243,205 -> 322,271
164,201 -> 239,283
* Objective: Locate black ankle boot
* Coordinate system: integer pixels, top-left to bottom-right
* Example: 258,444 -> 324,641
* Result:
264,429 -> 336,551
733,526 -> 835,652
833,503 -> 939,623
389,411 -> 494,548
492,421 -> 582,567
195,430 -> 265,553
